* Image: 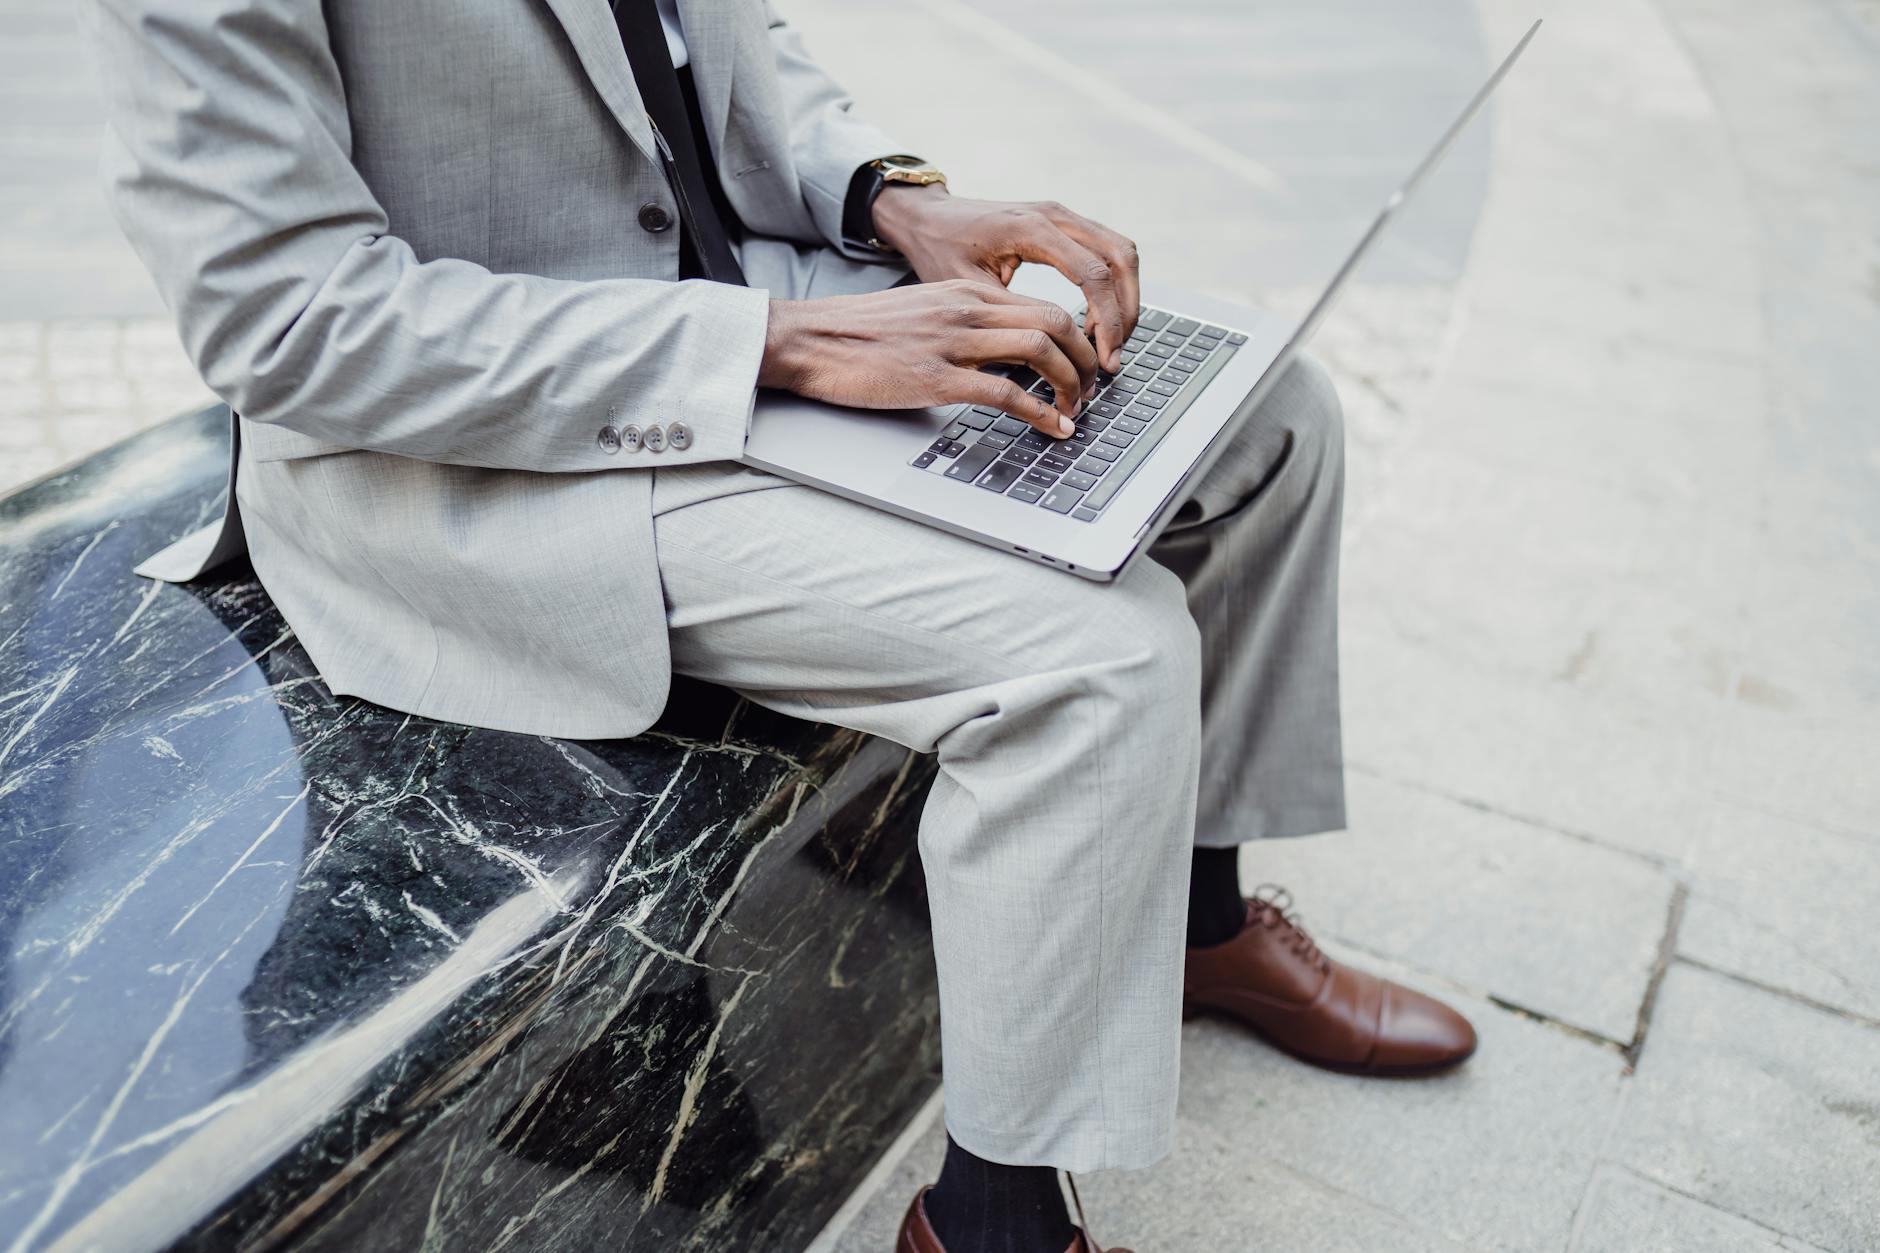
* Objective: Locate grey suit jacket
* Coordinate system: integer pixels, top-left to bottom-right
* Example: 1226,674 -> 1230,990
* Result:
90,0 -> 910,737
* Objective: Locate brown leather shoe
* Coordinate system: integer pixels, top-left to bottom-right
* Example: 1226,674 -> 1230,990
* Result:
896,1183 -> 1133,1253
1183,887 -> 1476,1075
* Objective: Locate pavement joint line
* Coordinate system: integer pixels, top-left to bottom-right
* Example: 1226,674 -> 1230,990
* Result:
1319,931 -> 1635,1057
1483,993 -> 1631,1056
899,0 -> 1289,196
1672,954 -> 1880,1034
1344,760 -> 1685,871
1711,791 -> 1880,847
1621,881 -> 1689,1072
1589,1159 -> 1835,1252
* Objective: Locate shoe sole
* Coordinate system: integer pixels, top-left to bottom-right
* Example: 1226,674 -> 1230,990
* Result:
1182,1003 -> 1477,1077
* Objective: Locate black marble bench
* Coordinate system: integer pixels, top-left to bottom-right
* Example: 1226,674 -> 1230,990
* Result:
0,406 -> 941,1252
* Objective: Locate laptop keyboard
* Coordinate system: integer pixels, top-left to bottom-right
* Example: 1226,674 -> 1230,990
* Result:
910,305 -> 1247,521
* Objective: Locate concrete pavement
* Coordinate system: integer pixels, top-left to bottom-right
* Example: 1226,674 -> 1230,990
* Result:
3,0 -> 1876,1249
798,1 -> 1880,1250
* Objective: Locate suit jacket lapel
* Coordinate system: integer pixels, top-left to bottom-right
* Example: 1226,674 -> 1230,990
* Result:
538,0 -> 660,164
675,0 -> 737,154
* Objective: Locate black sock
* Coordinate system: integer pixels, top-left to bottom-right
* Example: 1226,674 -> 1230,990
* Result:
1186,845 -> 1247,948
924,1134 -> 1075,1253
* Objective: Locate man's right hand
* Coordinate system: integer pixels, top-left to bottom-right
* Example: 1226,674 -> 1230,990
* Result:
758,279 -> 1098,439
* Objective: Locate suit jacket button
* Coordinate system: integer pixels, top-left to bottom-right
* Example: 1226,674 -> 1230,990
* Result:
643,423 -> 667,453
620,424 -> 643,453
597,425 -> 621,454
668,421 -> 692,451
637,203 -> 673,233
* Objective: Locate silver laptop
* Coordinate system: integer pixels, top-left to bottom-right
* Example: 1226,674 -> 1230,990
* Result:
743,21 -> 1540,582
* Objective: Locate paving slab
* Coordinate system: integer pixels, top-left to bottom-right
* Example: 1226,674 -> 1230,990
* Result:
1340,621 -> 1715,864
1605,965 -> 1880,1253
1237,772 -> 1673,1044
827,956 -> 1624,1253
1165,952 -> 1625,1253
1678,801 -> 1880,1022
1572,1165 -> 1833,1253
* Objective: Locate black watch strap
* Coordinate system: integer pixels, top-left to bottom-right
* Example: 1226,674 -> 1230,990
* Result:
842,161 -> 892,252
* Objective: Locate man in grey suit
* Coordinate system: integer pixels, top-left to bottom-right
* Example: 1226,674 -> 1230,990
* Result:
91,0 -> 1477,1248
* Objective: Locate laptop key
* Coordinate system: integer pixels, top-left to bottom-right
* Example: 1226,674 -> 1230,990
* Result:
1227,332 -> 1248,345
1015,429 -> 1051,452
1157,332 -> 1186,347
1147,380 -> 1179,397
1134,392 -> 1168,409
1178,345 -> 1208,363
976,460 -> 1025,492
1164,356 -> 1197,373
1088,400 -> 1123,419
1113,416 -> 1148,435
1137,308 -> 1171,330
1001,445 -> 1041,466
978,430 -> 1015,449
1197,324 -> 1228,340
1037,451 -> 1077,473
1073,455 -> 1112,476
941,420 -> 968,440
1123,364 -> 1156,382
991,415 -> 1029,437
1072,505 -> 1102,522
1022,467 -> 1061,488
1040,484 -> 1085,514
960,410 -> 995,430
1007,480 -> 1046,503
1098,429 -> 1133,448
1141,342 -> 1174,358
1124,404 -> 1159,422
1061,468 -> 1099,491
1083,443 -> 1121,463
913,451 -> 937,469
945,444 -> 1000,481
1168,317 -> 1199,336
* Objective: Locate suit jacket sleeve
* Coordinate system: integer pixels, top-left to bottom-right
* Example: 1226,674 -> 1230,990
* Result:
86,0 -> 769,472
764,4 -> 915,261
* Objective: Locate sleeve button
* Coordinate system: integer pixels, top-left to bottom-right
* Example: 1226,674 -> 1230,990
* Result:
596,425 -> 622,454
643,423 -> 667,453
621,424 -> 643,453
668,421 -> 692,451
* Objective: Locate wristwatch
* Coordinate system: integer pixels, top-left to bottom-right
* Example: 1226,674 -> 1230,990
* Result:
843,156 -> 948,254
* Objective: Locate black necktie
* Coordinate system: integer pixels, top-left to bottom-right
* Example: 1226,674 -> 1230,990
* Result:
609,0 -> 747,286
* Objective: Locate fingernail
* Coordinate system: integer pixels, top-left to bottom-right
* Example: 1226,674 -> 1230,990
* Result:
1057,416 -> 1074,437
1109,352 -> 1122,371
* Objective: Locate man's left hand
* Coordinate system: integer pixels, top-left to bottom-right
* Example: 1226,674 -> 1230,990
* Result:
871,185 -> 1141,373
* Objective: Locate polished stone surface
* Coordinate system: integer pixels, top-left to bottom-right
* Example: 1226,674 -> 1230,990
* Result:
0,406 -> 942,1251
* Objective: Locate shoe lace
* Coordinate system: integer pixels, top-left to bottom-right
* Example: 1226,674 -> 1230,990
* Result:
1249,884 -> 1329,971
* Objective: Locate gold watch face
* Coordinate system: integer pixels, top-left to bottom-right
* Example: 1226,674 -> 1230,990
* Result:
879,158 -> 946,186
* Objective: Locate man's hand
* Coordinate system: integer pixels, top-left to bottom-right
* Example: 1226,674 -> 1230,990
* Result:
870,185 -> 1141,373
760,280 -> 1100,438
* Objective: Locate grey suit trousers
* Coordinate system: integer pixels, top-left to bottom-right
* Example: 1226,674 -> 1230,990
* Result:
647,358 -> 1347,1172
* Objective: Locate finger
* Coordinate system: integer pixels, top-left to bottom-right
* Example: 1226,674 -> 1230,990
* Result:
1010,214 -> 1128,373
951,368 -> 1075,439
954,328 -> 1086,421
966,298 -> 1100,399
1047,211 -> 1142,347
